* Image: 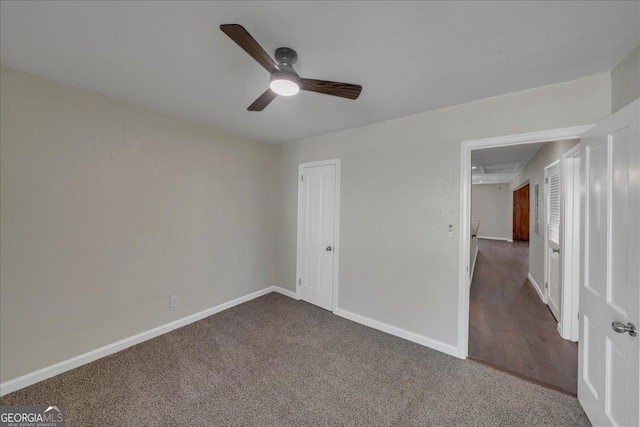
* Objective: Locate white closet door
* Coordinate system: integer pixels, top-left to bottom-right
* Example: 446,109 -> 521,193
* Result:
297,162 -> 338,311
546,161 -> 562,320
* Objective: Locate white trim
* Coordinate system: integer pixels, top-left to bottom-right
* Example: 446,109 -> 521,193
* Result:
462,125 -> 594,150
275,284 -> 460,357
470,243 -> 479,283
272,286 -> 297,299
560,144 -> 582,341
295,159 -> 341,312
459,142 -> 472,359
333,161 -> 341,313
2,283 -> 463,397
459,125 -> 594,359
477,236 -> 513,242
269,287 -> 461,358
0,286 -> 279,396
528,273 -> 546,303
334,308 -> 460,359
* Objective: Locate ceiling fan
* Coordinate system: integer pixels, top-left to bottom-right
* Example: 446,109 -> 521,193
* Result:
220,24 -> 362,111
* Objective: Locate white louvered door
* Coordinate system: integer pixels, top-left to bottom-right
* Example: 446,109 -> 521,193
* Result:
546,161 -> 562,320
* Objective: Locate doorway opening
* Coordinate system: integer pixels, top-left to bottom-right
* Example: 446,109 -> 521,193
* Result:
513,183 -> 530,241
460,126 -> 592,395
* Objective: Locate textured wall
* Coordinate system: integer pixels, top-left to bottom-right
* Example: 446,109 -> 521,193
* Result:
471,184 -> 511,240
0,67 -> 279,383
611,44 -> 640,113
509,139 -> 579,295
277,73 -> 610,349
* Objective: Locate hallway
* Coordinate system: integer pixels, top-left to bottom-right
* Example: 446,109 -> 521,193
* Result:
469,239 -> 578,394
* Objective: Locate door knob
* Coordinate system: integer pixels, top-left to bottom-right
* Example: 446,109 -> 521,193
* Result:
612,321 -> 637,337
326,246 -> 333,252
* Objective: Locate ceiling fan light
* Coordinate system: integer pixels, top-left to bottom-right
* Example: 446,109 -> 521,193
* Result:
270,70 -> 300,96
270,79 -> 299,96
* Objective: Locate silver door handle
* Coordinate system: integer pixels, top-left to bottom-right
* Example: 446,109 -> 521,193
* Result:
612,321 -> 637,337
552,248 -> 560,253
326,246 -> 333,252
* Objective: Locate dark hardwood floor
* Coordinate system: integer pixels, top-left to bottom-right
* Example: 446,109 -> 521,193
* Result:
469,239 -> 578,395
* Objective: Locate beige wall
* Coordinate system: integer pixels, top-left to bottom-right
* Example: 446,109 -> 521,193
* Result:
612,44 -> 640,113
471,184 -> 511,240
0,65 -> 614,383
0,67 -> 279,383
277,73 -> 610,348
509,139 -> 579,294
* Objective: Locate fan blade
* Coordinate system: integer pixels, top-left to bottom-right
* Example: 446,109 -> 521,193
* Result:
220,24 -> 279,73
299,78 -> 362,100
248,89 -> 277,111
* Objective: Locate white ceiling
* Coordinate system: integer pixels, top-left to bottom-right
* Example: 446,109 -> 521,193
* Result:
1,1 -> 638,144
471,142 -> 546,184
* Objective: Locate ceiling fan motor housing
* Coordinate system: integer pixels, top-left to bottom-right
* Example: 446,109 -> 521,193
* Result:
274,47 -> 298,71
271,69 -> 299,84
271,47 -> 300,91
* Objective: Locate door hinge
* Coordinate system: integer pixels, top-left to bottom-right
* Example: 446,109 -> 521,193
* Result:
298,278 -> 301,286
577,312 -> 580,320
545,282 -> 548,289
545,177 -> 549,184
301,175 -> 303,181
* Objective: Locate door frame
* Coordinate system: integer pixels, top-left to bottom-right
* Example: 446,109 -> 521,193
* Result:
295,158 -> 341,312
560,143 -> 582,342
458,125 -> 594,358
544,160 -> 561,321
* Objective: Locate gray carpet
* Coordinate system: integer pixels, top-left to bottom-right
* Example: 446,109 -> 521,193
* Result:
1,293 -> 590,426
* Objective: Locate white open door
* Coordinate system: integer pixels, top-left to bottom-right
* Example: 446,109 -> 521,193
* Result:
578,99 -> 639,427
546,161 -> 562,320
296,160 -> 339,311
561,145 -> 583,342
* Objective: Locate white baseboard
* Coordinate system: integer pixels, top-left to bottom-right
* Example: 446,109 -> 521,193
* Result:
272,288 -> 461,359
0,286 -> 279,397
2,285 -> 462,396
272,286 -> 297,299
477,236 -> 513,242
334,307 -> 461,359
528,273 -> 546,303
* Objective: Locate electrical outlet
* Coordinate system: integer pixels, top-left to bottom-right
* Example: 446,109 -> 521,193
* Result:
170,295 -> 179,308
